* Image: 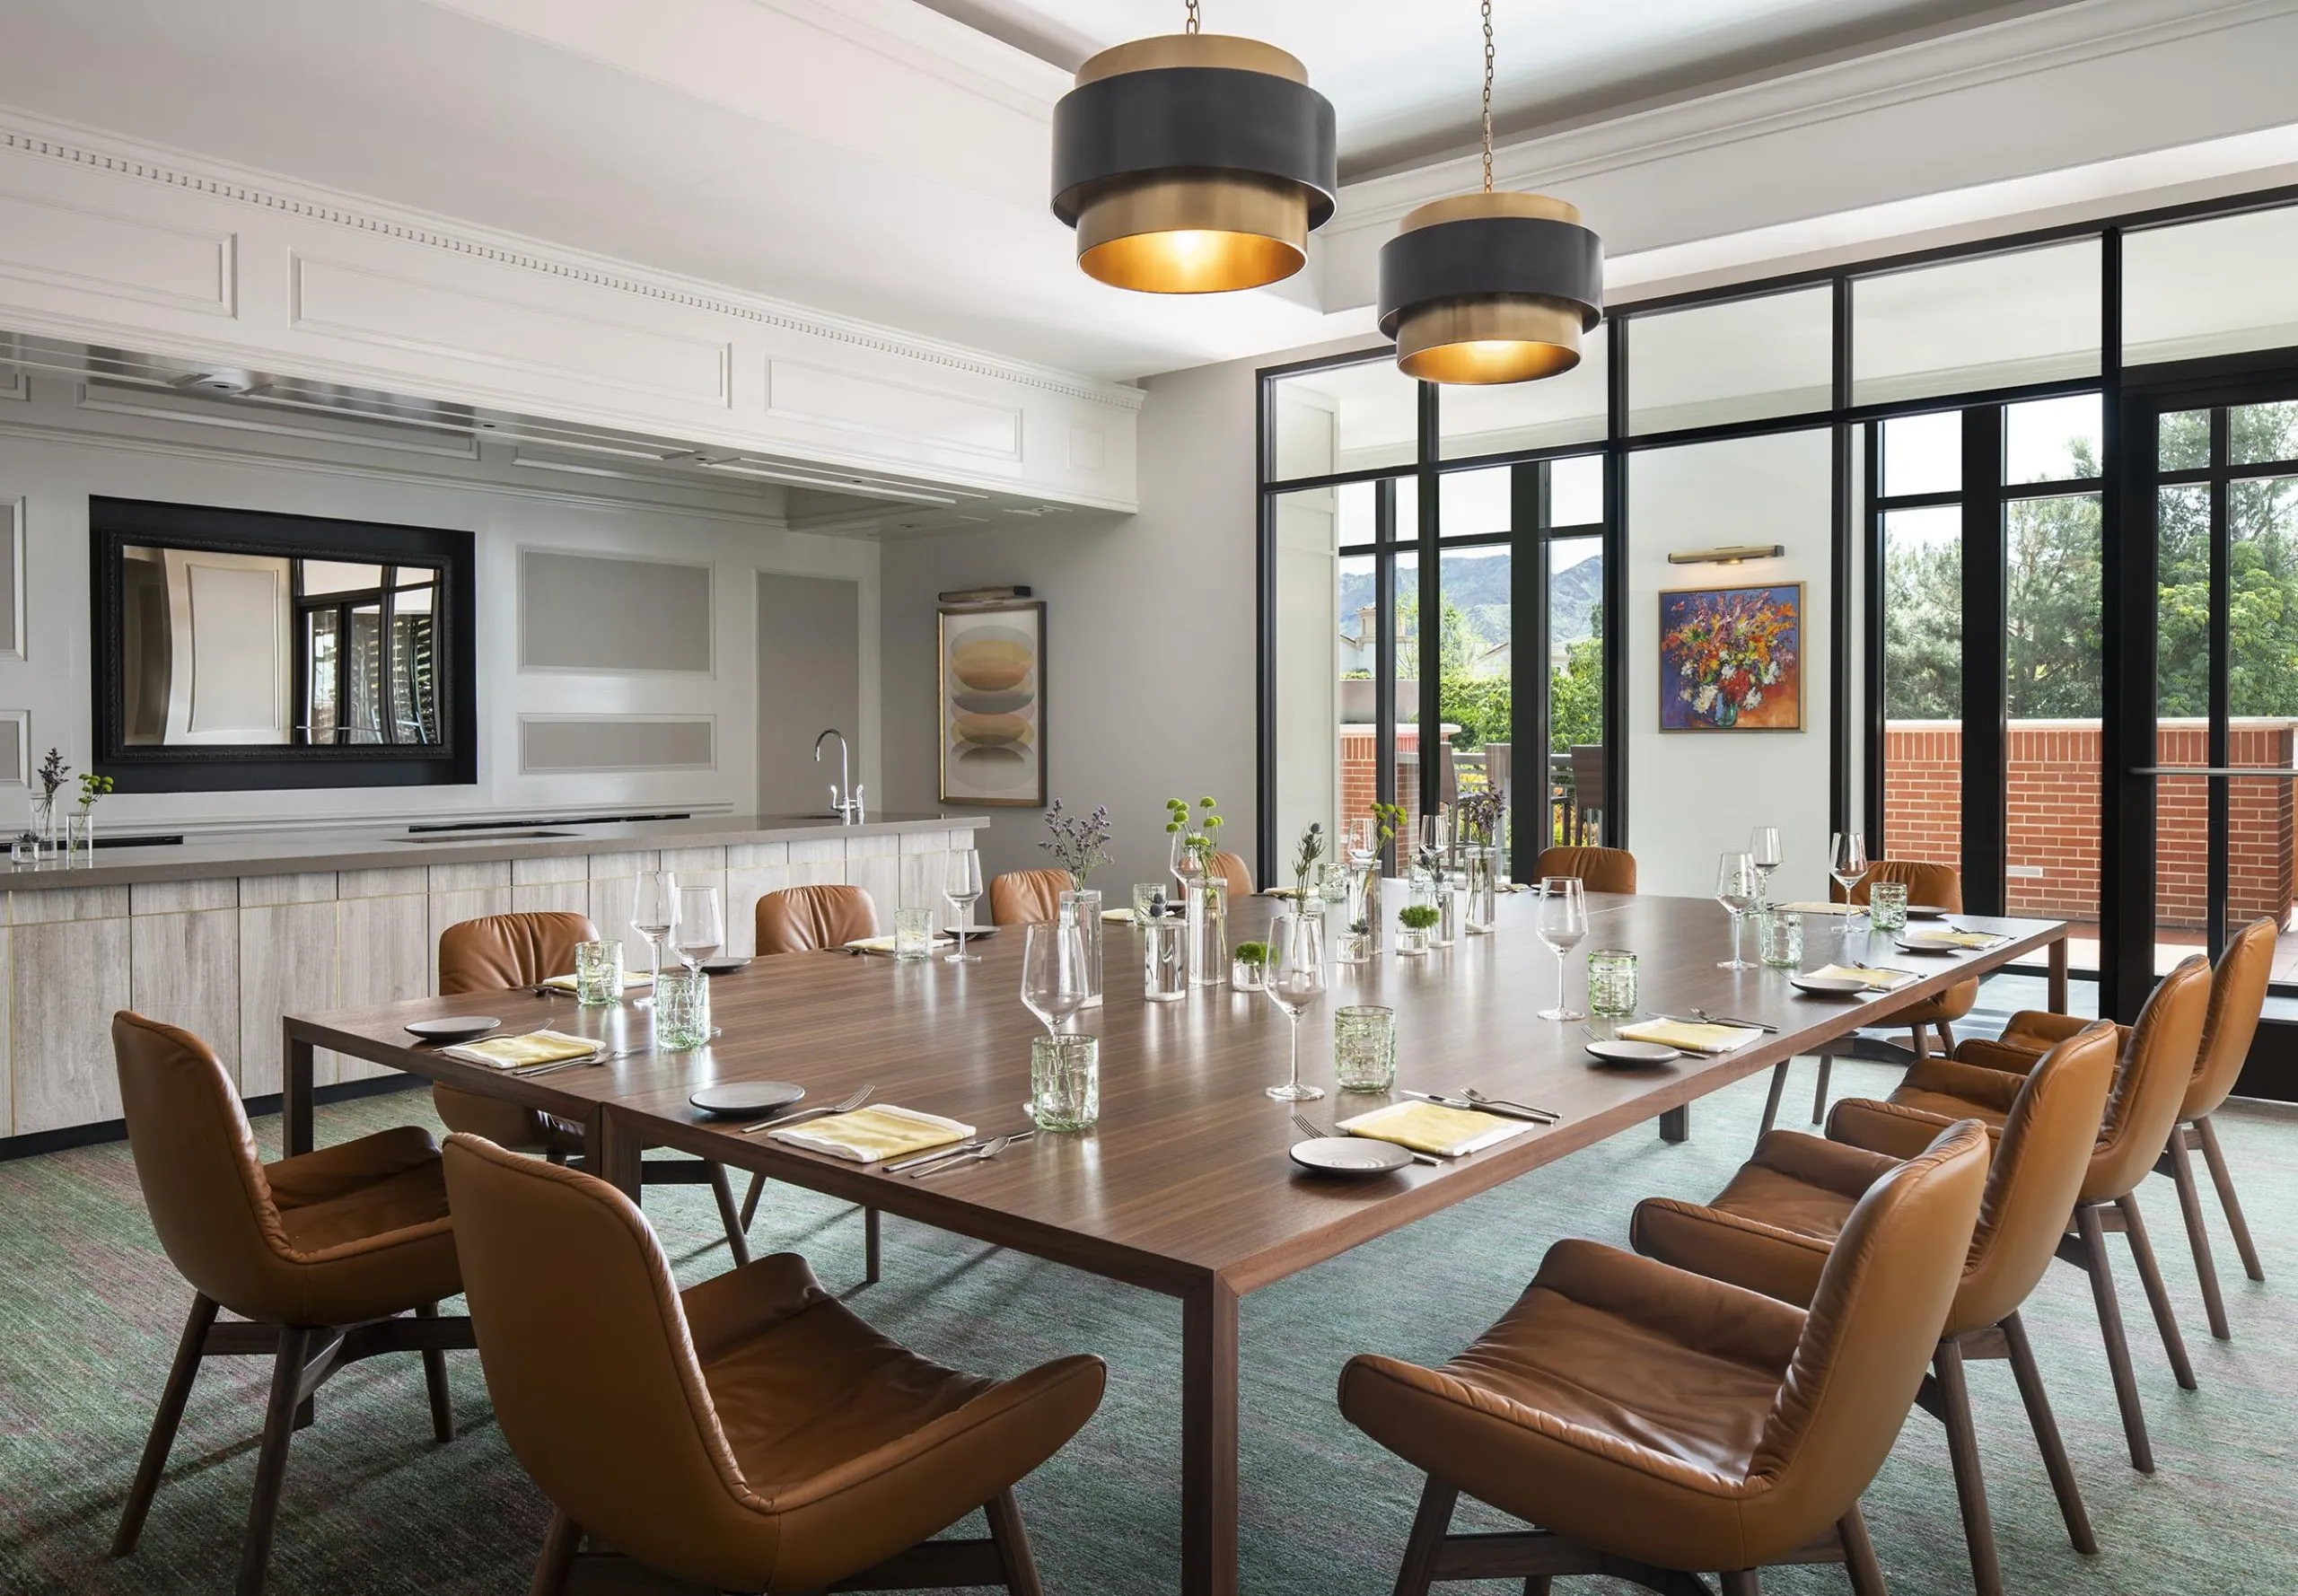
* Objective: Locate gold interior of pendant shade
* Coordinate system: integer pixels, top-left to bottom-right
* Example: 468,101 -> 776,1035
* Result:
1076,171 -> 1309,293
1074,32 -> 1308,84
1394,296 -> 1583,384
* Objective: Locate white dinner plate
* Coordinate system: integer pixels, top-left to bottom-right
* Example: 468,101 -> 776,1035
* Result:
1585,1039 -> 1683,1065
1789,974 -> 1870,996
689,1081 -> 804,1117
1288,1136 -> 1414,1176
405,1016 -> 500,1045
1895,935 -> 1960,955
698,957 -> 750,976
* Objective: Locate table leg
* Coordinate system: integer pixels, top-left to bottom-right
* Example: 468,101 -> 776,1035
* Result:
2048,935 -> 2069,1014
282,1027 -> 315,1157
1659,1105 -> 1689,1144
1181,1275 -> 1240,1596
586,1108 -> 645,1200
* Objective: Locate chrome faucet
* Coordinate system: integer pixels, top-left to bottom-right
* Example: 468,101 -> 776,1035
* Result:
815,729 -> 864,825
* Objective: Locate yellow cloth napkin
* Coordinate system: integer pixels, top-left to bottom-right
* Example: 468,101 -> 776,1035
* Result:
1101,908 -> 1137,922
845,934 -> 953,954
1616,1019 -> 1763,1055
539,971 -> 649,993
1809,963 -> 1917,991
768,1105 -> 971,1164
1900,929 -> 2004,950
439,1030 -> 600,1070
1776,900 -> 1854,916
1338,1101 -> 1529,1158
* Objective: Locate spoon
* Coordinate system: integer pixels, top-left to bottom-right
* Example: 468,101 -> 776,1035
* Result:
741,1083 -> 873,1135
910,1134 -> 1016,1177
1460,1087 -> 1561,1122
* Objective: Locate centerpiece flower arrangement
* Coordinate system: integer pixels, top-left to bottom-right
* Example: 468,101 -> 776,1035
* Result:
1165,795 -> 1227,986
1396,902 -> 1441,956
1455,788 -> 1507,934
1292,820 -> 1324,898
1164,795 -> 1224,878
1661,589 -> 1797,729
28,747 -> 68,855
1038,798 -> 1112,886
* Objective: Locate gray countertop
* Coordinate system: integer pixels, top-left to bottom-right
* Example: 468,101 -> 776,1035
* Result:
4,812 -> 988,892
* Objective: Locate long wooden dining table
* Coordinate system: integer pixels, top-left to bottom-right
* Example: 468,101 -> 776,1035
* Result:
280,889 -> 2070,1595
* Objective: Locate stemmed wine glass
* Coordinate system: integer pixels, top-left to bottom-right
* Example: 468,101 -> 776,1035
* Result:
1535,876 -> 1588,1021
1417,811 -> 1449,881
1020,919 -> 1090,1039
1829,831 -> 1871,940
1263,910 -> 1327,1101
629,869 -> 677,1004
1343,817 -> 1377,868
1715,852 -> 1759,969
1750,826 -> 1782,903
945,849 -> 984,963
673,884 -> 724,971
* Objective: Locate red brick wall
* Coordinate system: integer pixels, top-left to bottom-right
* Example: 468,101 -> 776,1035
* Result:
1883,719 -> 2295,929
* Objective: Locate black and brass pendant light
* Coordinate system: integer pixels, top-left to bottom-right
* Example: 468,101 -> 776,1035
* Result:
1051,0 -> 1337,294
1377,2 -> 1603,383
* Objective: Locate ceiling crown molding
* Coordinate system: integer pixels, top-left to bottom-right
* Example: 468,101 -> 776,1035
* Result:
0,106 -> 1145,413
1332,0 -> 2298,238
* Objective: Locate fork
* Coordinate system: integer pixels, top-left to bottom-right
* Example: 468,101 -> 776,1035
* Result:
910,1134 -> 1018,1178
512,1044 -> 643,1078
741,1083 -> 873,1136
1292,1109 -> 1439,1166
1460,1087 -> 1562,1123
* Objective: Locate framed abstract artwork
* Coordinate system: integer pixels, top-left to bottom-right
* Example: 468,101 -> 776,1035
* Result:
1657,583 -> 1803,732
938,599 -> 1046,805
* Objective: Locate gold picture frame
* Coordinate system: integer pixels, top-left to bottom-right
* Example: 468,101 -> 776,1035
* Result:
937,600 -> 1046,805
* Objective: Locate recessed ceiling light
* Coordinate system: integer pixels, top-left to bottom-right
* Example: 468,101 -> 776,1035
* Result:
169,368 -> 255,396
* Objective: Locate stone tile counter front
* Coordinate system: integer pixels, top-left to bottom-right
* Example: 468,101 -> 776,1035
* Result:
1,815 -> 986,1141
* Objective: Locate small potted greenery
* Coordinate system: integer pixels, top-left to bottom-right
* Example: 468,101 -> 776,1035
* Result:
1396,902 -> 1441,956
1231,940 -> 1269,992
1337,916 -> 1375,966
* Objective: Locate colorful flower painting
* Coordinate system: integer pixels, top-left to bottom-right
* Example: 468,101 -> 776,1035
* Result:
1658,583 -> 1802,732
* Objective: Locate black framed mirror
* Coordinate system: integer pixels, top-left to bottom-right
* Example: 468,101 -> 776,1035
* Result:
90,497 -> 478,791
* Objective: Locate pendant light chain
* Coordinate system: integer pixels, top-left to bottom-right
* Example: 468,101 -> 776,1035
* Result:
1480,0 -> 1495,193
1184,0 -> 1200,35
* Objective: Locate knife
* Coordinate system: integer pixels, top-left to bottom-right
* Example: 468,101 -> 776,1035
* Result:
1658,1013 -> 1779,1034
889,1130 -> 1035,1173
1400,1089 -> 1557,1124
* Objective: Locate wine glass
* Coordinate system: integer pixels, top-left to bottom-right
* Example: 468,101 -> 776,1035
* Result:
945,849 -> 984,963
1535,876 -> 1588,1021
1020,920 -> 1089,1038
1263,910 -> 1327,1101
1417,811 -> 1449,880
1715,852 -> 1759,969
1343,816 -> 1376,867
629,869 -> 677,1004
672,884 -> 724,971
1170,828 -> 1203,892
1750,826 -> 1782,903
1829,831 -> 1871,940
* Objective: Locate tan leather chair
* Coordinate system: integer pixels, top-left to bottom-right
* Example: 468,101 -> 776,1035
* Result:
1531,844 -> 1636,894
1633,1022 -> 2120,1596
755,882 -> 878,953
1884,955 -> 2212,1473
110,1013 -> 475,1596
434,911 -> 753,1267
1952,917 -> 2273,1343
1763,860 -> 1980,1137
989,866 -> 1071,925
1339,1118 -> 1990,1596
441,1133 -> 1105,1595
1209,848 -> 1254,895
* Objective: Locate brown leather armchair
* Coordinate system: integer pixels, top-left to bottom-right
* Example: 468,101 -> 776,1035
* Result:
1531,844 -> 1636,894
434,911 -> 753,1267
1208,848 -> 1255,895
1340,1118 -> 1990,1596
1884,955 -> 2212,1473
989,866 -> 1072,925
1948,917 -> 2273,1344
1632,1022 -> 2119,1596
441,1133 -> 1105,1595
110,1013 -> 476,1596
755,882 -> 878,953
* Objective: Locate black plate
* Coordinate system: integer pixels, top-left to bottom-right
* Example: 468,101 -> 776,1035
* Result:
405,1015 -> 500,1045
689,1081 -> 804,1117
699,957 -> 750,976
943,923 -> 997,940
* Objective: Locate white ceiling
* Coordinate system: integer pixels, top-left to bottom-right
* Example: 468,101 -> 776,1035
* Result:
915,0 -> 2057,177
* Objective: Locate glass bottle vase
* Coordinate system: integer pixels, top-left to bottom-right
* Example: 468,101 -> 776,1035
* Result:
1462,846 -> 1501,934
1187,878 -> 1229,987
1058,888 -> 1104,1006
1344,863 -> 1382,959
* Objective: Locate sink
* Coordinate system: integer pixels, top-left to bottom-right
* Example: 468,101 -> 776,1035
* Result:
393,829 -> 580,843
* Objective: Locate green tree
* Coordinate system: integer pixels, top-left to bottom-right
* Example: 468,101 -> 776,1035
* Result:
1549,602 -> 1603,752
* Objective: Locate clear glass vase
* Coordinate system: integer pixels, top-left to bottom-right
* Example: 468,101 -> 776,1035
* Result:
1462,846 -> 1501,934
1187,878 -> 1228,987
1434,882 -> 1458,947
1345,863 -> 1382,957
30,794 -> 57,860
1058,887 -> 1104,1006
66,810 -> 94,864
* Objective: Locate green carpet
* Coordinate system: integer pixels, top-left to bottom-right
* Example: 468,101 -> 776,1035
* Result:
3,1057 -> 2292,1595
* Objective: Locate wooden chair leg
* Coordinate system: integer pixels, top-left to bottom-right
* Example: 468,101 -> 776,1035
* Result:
1936,1020 -> 1957,1053
2118,1194 -> 2197,1390
1809,1054 -> 1833,1125
739,1171 -> 767,1232
236,1324 -> 312,1596
985,1487 -> 1045,1596
2195,1116 -> 2265,1282
1911,1026 -> 1930,1062
705,1164 -> 754,1267
2073,1205 -> 2153,1472
528,1510 -> 581,1596
1522,1580 -> 1553,1596
1393,1477 -> 1460,1596
1720,1574 -> 1761,1596
113,1293 -> 220,1557
1838,1506 -> 1886,1596
1758,1060 -> 1789,1139
1933,1338 -> 2004,1596
415,1302 -> 456,1442
1999,1311 -> 2095,1554
2165,1131 -> 2232,1340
